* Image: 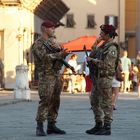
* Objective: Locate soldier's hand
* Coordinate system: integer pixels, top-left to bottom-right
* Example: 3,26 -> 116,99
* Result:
86,56 -> 92,62
86,57 -> 101,64
92,37 -> 103,47
93,59 -> 101,63
62,49 -> 72,57
96,37 -> 103,45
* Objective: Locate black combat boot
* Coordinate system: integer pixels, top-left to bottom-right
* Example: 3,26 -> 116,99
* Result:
36,122 -> 46,136
86,122 -> 103,134
47,122 -> 66,134
94,122 -> 111,135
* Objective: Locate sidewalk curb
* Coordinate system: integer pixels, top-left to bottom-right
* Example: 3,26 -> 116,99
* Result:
0,99 -> 32,107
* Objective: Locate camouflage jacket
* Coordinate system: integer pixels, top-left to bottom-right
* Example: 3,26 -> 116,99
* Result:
31,37 -> 65,76
90,41 -> 118,79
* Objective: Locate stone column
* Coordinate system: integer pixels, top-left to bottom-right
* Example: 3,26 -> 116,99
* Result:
14,64 -> 30,100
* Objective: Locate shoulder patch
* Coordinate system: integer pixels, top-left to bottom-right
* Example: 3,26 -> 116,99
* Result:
111,51 -> 115,55
108,45 -> 118,58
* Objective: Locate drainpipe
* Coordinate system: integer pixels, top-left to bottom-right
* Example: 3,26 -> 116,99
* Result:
118,0 -> 121,43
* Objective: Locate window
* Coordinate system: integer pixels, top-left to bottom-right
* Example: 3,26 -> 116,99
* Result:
66,14 -> 75,28
87,14 -> 96,28
105,15 -> 118,28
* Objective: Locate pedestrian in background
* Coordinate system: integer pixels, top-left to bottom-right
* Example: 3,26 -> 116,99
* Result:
86,24 -> 119,135
31,20 -> 71,136
120,50 -> 131,93
67,54 -> 81,93
129,62 -> 138,91
112,60 -> 122,110
83,53 -> 92,107
0,58 -> 4,89
136,51 -> 140,67
83,53 -> 92,93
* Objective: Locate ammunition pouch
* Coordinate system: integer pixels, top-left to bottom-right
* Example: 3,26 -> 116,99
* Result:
99,69 -> 115,77
53,60 -> 63,71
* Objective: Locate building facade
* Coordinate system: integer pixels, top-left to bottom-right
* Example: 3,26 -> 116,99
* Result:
0,6 -> 42,88
0,0 -> 69,88
56,0 -> 125,43
55,0 -> 125,67
0,0 -> 126,89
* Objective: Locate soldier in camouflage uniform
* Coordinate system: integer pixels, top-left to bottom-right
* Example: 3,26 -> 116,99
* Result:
86,24 -> 119,135
31,20 -> 71,136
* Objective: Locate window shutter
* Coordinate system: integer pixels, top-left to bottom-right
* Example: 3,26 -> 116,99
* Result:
66,14 -> 75,28
87,15 -> 96,28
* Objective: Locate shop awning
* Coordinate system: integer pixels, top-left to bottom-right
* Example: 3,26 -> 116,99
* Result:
63,36 -> 97,52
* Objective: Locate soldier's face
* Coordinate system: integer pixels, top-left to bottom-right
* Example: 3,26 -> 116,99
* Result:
45,27 -> 55,37
99,31 -> 110,41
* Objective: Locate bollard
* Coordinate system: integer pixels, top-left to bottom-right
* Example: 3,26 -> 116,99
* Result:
14,64 -> 30,101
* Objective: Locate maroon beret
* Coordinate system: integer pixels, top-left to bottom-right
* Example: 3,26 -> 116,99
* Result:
41,20 -> 56,28
100,24 -> 118,37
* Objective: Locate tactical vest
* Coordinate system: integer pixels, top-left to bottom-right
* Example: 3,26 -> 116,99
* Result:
43,38 -> 64,72
89,42 -> 120,78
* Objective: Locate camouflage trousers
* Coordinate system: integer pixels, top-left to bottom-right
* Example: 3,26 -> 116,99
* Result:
90,80 -> 113,124
36,74 -> 63,123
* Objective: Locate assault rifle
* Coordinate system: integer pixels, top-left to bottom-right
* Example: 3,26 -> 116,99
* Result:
43,41 -> 76,74
83,45 -> 101,64
83,45 -> 101,82
83,45 -> 92,69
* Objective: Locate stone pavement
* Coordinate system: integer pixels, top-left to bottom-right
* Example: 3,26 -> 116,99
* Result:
0,90 -> 38,106
0,90 -> 23,106
0,90 -> 140,140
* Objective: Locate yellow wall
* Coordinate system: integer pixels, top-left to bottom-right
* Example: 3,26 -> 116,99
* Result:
125,0 -> 138,31
0,7 -> 42,88
125,0 -> 138,58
